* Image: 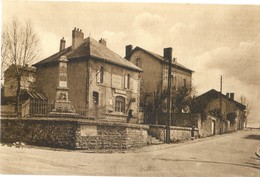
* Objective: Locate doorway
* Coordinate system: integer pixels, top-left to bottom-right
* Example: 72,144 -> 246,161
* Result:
211,120 -> 216,135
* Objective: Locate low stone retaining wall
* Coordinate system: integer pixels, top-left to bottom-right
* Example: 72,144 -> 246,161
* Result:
0,117 -> 149,150
148,125 -> 199,143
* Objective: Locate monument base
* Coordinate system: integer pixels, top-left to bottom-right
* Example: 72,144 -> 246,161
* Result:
52,100 -> 75,113
49,111 -> 79,118
49,100 -> 78,118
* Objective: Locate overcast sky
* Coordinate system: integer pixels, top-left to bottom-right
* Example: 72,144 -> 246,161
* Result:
2,1 -> 260,126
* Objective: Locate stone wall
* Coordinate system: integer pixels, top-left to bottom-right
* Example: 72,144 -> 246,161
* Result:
172,113 -> 201,127
148,125 -> 199,143
158,113 -> 201,128
0,117 -> 149,150
199,115 -> 224,137
1,118 -> 77,149
207,98 -> 245,132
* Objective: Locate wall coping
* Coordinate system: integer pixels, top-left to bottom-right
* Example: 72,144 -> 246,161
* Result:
0,117 -> 149,129
149,124 -> 198,131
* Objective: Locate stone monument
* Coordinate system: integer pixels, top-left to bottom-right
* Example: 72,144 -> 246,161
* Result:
49,56 -> 77,117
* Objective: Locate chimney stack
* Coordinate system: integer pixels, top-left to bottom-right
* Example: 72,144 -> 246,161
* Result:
125,45 -> 133,59
60,37 -> 66,51
226,93 -> 230,98
99,38 -> 107,46
72,27 -> 84,49
163,47 -> 173,60
230,93 -> 235,100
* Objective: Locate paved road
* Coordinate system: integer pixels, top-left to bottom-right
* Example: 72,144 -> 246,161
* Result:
0,129 -> 259,177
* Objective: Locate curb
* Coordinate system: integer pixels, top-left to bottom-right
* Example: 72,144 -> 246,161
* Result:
131,131 -> 241,153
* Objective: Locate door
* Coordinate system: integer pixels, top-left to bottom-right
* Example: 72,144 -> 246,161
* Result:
211,120 -> 216,135
93,91 -> 99,119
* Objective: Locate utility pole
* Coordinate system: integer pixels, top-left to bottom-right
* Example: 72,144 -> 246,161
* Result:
220,75 -> 223,93
220,75 -> 223,134
166,57 -> 173,144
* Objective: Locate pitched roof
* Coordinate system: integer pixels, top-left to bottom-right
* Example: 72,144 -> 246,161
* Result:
126,46 -> 193,73
5,64 -> 36,74
193,89 -> 246,110
33,37 -> 142,72
26,90 -> 48,101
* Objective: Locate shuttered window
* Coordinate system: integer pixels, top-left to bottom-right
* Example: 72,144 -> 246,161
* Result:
97,67 -> 104,83
124,74 -> 130,89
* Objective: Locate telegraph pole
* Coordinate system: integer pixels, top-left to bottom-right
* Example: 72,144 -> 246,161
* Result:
220,75 -> 223,93
220,75 -> 223,134
166,57 -> 173,144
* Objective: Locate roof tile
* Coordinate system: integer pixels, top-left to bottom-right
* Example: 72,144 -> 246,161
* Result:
33,37 -> 142,72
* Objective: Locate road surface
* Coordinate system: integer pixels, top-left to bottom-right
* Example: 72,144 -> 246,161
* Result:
0,129 -> 259,177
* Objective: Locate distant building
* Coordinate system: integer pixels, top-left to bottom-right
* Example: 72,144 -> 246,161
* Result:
3,64 -> 36,97
191,89 -> 246,137
125,45 -> 193,107
33,28 -> 142,123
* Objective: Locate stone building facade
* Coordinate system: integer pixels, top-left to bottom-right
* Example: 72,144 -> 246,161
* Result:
191,89 -> 246,137
3,65 -> 36,97
125,46 -> 193,107
33,28 -> 142,123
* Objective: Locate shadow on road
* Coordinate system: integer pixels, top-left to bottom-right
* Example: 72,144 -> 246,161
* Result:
156,158 -> 260,170
243,134 -> 260,141
251,157 -> 260,160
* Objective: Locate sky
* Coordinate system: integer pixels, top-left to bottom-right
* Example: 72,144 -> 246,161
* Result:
2,1 -> 260,127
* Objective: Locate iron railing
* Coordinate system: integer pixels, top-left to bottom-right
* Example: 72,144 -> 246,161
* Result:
21,99 -> 107,119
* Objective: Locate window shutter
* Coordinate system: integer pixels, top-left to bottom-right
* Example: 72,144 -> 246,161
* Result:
97,70 -> 100,83
124,75 -> 128,88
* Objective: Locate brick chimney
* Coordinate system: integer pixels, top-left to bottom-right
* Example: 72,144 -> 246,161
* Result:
99,38 -> 107,46
230,93 -> 235,100
125,45 -> 133,59
72,27 -> 84,49
226,93 -> 230,98
60,37 -> 66,51
163,47 -> 173,60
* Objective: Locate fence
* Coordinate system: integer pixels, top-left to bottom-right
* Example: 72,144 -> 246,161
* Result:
21,99 -> 107,119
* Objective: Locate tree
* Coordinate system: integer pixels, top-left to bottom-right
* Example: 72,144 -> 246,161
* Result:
240,96 -> 251,127
144,84 -> 195,124
171,84 -> 195,113
1,18 -> 39,114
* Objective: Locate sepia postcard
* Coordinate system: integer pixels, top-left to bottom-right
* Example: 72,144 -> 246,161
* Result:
1,0 -> 259,176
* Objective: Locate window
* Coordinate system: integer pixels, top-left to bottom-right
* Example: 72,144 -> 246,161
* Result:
115,96 -> 125,113
136,58 -> 142,68
171,74 -> 174,86
93,91 -> 99,105
183,79 -> 187,87
97,67 -> 104,83
124,74 -> 130,89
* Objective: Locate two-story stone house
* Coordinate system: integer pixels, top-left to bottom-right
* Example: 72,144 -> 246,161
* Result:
33,28 -> 142,123
125,45 -> 193,107
125,45 -> 193,123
